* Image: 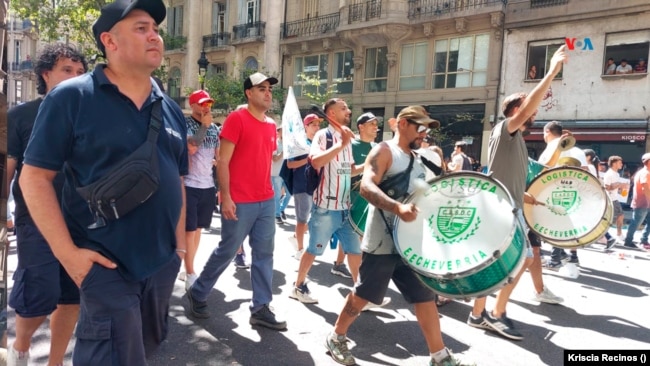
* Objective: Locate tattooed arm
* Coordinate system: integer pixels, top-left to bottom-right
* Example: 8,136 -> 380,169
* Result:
360,142 -> 418,222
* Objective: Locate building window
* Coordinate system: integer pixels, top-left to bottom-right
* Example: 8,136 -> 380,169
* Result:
167,6 -> 183,36
246,0 -> 259,23
212,2 -> 227,34
14,40 -> 21,64
168,67 -> 181,99
208,63 -> 227,77
400,42 -> 428,91
304,0 -> 319,18
15,80 -> 22,103
433,34 -> 489,89
294,54 -> 329,96
604,30 -> 649,75
334,51 -> 353,94
364,46 -> 388,93
527,40 -> 564,80
244,57 -> 258,72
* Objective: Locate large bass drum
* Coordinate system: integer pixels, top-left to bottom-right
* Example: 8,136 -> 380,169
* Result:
524,167 -> 612,248
393,172 -> 526,299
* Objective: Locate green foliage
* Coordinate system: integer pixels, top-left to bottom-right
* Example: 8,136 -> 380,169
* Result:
297,73 -> 338,106
184,64 -> 284,116
160,29 -> 187,51
10,0 -> 105,59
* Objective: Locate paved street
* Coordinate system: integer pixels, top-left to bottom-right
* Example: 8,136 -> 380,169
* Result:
6,203 -> 650,366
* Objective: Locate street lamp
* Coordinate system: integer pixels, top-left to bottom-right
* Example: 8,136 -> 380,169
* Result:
197,49 -> 209,89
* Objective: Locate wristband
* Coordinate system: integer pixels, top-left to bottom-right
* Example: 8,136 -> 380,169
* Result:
176,249 -> 187,254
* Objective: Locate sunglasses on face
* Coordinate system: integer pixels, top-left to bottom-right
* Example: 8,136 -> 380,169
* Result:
200,101 -> 213,108
407,119 -> 430,134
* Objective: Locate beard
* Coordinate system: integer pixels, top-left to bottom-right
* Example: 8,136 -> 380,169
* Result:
409,139 -> 421,150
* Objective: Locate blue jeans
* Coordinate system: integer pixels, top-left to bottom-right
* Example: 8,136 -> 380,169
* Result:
624,207 -> 650,245
191,199 -> 275,313
272,176 -> 291,217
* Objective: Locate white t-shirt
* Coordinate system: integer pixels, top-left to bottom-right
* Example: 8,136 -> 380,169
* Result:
538,140 -> 587,168
310,126 -> 353,210
603,168 -> 621,202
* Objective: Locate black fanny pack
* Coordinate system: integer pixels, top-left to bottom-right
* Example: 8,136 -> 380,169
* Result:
378,152 -> 414,200
69,101 -> 162,228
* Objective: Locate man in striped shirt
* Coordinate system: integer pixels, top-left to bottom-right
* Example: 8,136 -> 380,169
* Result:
290,98 -> 363,304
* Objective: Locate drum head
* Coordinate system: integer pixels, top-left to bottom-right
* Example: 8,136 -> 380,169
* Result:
394,172 -> 518,279
524,167 -> 609,247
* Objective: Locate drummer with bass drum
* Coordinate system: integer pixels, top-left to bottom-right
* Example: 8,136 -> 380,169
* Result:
324,106 -> 472,366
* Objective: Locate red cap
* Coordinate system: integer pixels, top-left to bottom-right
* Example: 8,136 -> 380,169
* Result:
189,90 -> 214,105
303,114 -> 322,126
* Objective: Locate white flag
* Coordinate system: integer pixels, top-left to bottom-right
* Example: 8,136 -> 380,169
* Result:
282,87 -> 310,159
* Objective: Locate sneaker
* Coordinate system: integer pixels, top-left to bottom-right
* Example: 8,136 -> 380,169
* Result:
568,256 -> 579,264
250,304 -> 287,330
289,282 -> 318,304
624,242 -> 639,248
234,253 -> 250,269
643,244 -> 650,250
543,261 -> 562,271
288,235 -> 298,251
483,311 -> 524,341
8,344 -> 29,366
276,216 -> 284,224
325,333 -> 355,365
361,297 -> 391,312
466,310 -> 491,330
185,273 -> 198,291
178,271 -> 187,281
281,211 -> 287,221
559,251 -> 570,263
186,288 -> 210,319
430,350 -> 474,366
533,286 -> 564,304
605,237 -> 617,250
293,249 -> 304,260
331,262 -> 352,278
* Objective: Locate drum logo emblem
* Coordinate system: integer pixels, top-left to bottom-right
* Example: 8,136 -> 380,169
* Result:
432,201 -> 481,243
549,190 -> 580,215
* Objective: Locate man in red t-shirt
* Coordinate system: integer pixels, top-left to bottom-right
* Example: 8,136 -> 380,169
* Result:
186,73 -> 287,331
623,153 -> 650,249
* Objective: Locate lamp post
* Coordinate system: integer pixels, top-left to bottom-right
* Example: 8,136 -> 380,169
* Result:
197,49 -> 209,89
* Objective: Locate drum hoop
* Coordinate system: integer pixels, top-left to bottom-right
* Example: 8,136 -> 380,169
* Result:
525,166 -> 608,245
394,171 -> 520,277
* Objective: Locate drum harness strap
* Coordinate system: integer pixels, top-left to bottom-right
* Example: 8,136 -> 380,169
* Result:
377,152 -> 415,233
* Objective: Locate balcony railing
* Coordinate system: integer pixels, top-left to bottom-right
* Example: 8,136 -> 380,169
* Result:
530,0 -> 569,8
232,21 -> 266,42
408,0 -> 505,19
203,33 -> 231,49
282,13 -> 340,39
163,34 -> 187,51
9,60 -> 33,72
348,0 -> 382,24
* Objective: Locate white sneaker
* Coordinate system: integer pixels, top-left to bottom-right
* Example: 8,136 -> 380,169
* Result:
289,282 -> 318,304
533,287 -> 564,304
8,344 -> 30,366
177,271 -> 186,281
362,297 -> 391,311
288,235 -> 298,251
185,273 -> 198,291
293,249 -> 304,260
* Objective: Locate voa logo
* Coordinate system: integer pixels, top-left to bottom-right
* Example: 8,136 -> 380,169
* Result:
565,37 -> 594,51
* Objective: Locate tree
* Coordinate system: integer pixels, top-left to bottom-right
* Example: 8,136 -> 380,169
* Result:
296,73 -> 342,129
11,0 -> 105,58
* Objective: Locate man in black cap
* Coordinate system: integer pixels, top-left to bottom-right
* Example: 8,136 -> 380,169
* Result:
19,0 -> 188,364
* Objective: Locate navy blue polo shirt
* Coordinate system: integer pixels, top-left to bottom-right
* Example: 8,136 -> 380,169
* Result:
24,64 -> 189,281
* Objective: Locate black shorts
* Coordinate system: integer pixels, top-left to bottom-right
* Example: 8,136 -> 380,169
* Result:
185,186 -> 216,231
354,252 -> 437,305
527,230 -> 542,247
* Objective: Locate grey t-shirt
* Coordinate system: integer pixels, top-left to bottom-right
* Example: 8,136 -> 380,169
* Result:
362,140 -> 426,255
487,119 -> 528,209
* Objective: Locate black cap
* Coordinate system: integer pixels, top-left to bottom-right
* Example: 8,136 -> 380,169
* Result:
92,0 -> 166,56
356,112 -> 377,127
243,72 -> 279,91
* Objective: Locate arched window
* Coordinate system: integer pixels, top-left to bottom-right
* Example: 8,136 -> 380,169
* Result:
244,57 -> 258,72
